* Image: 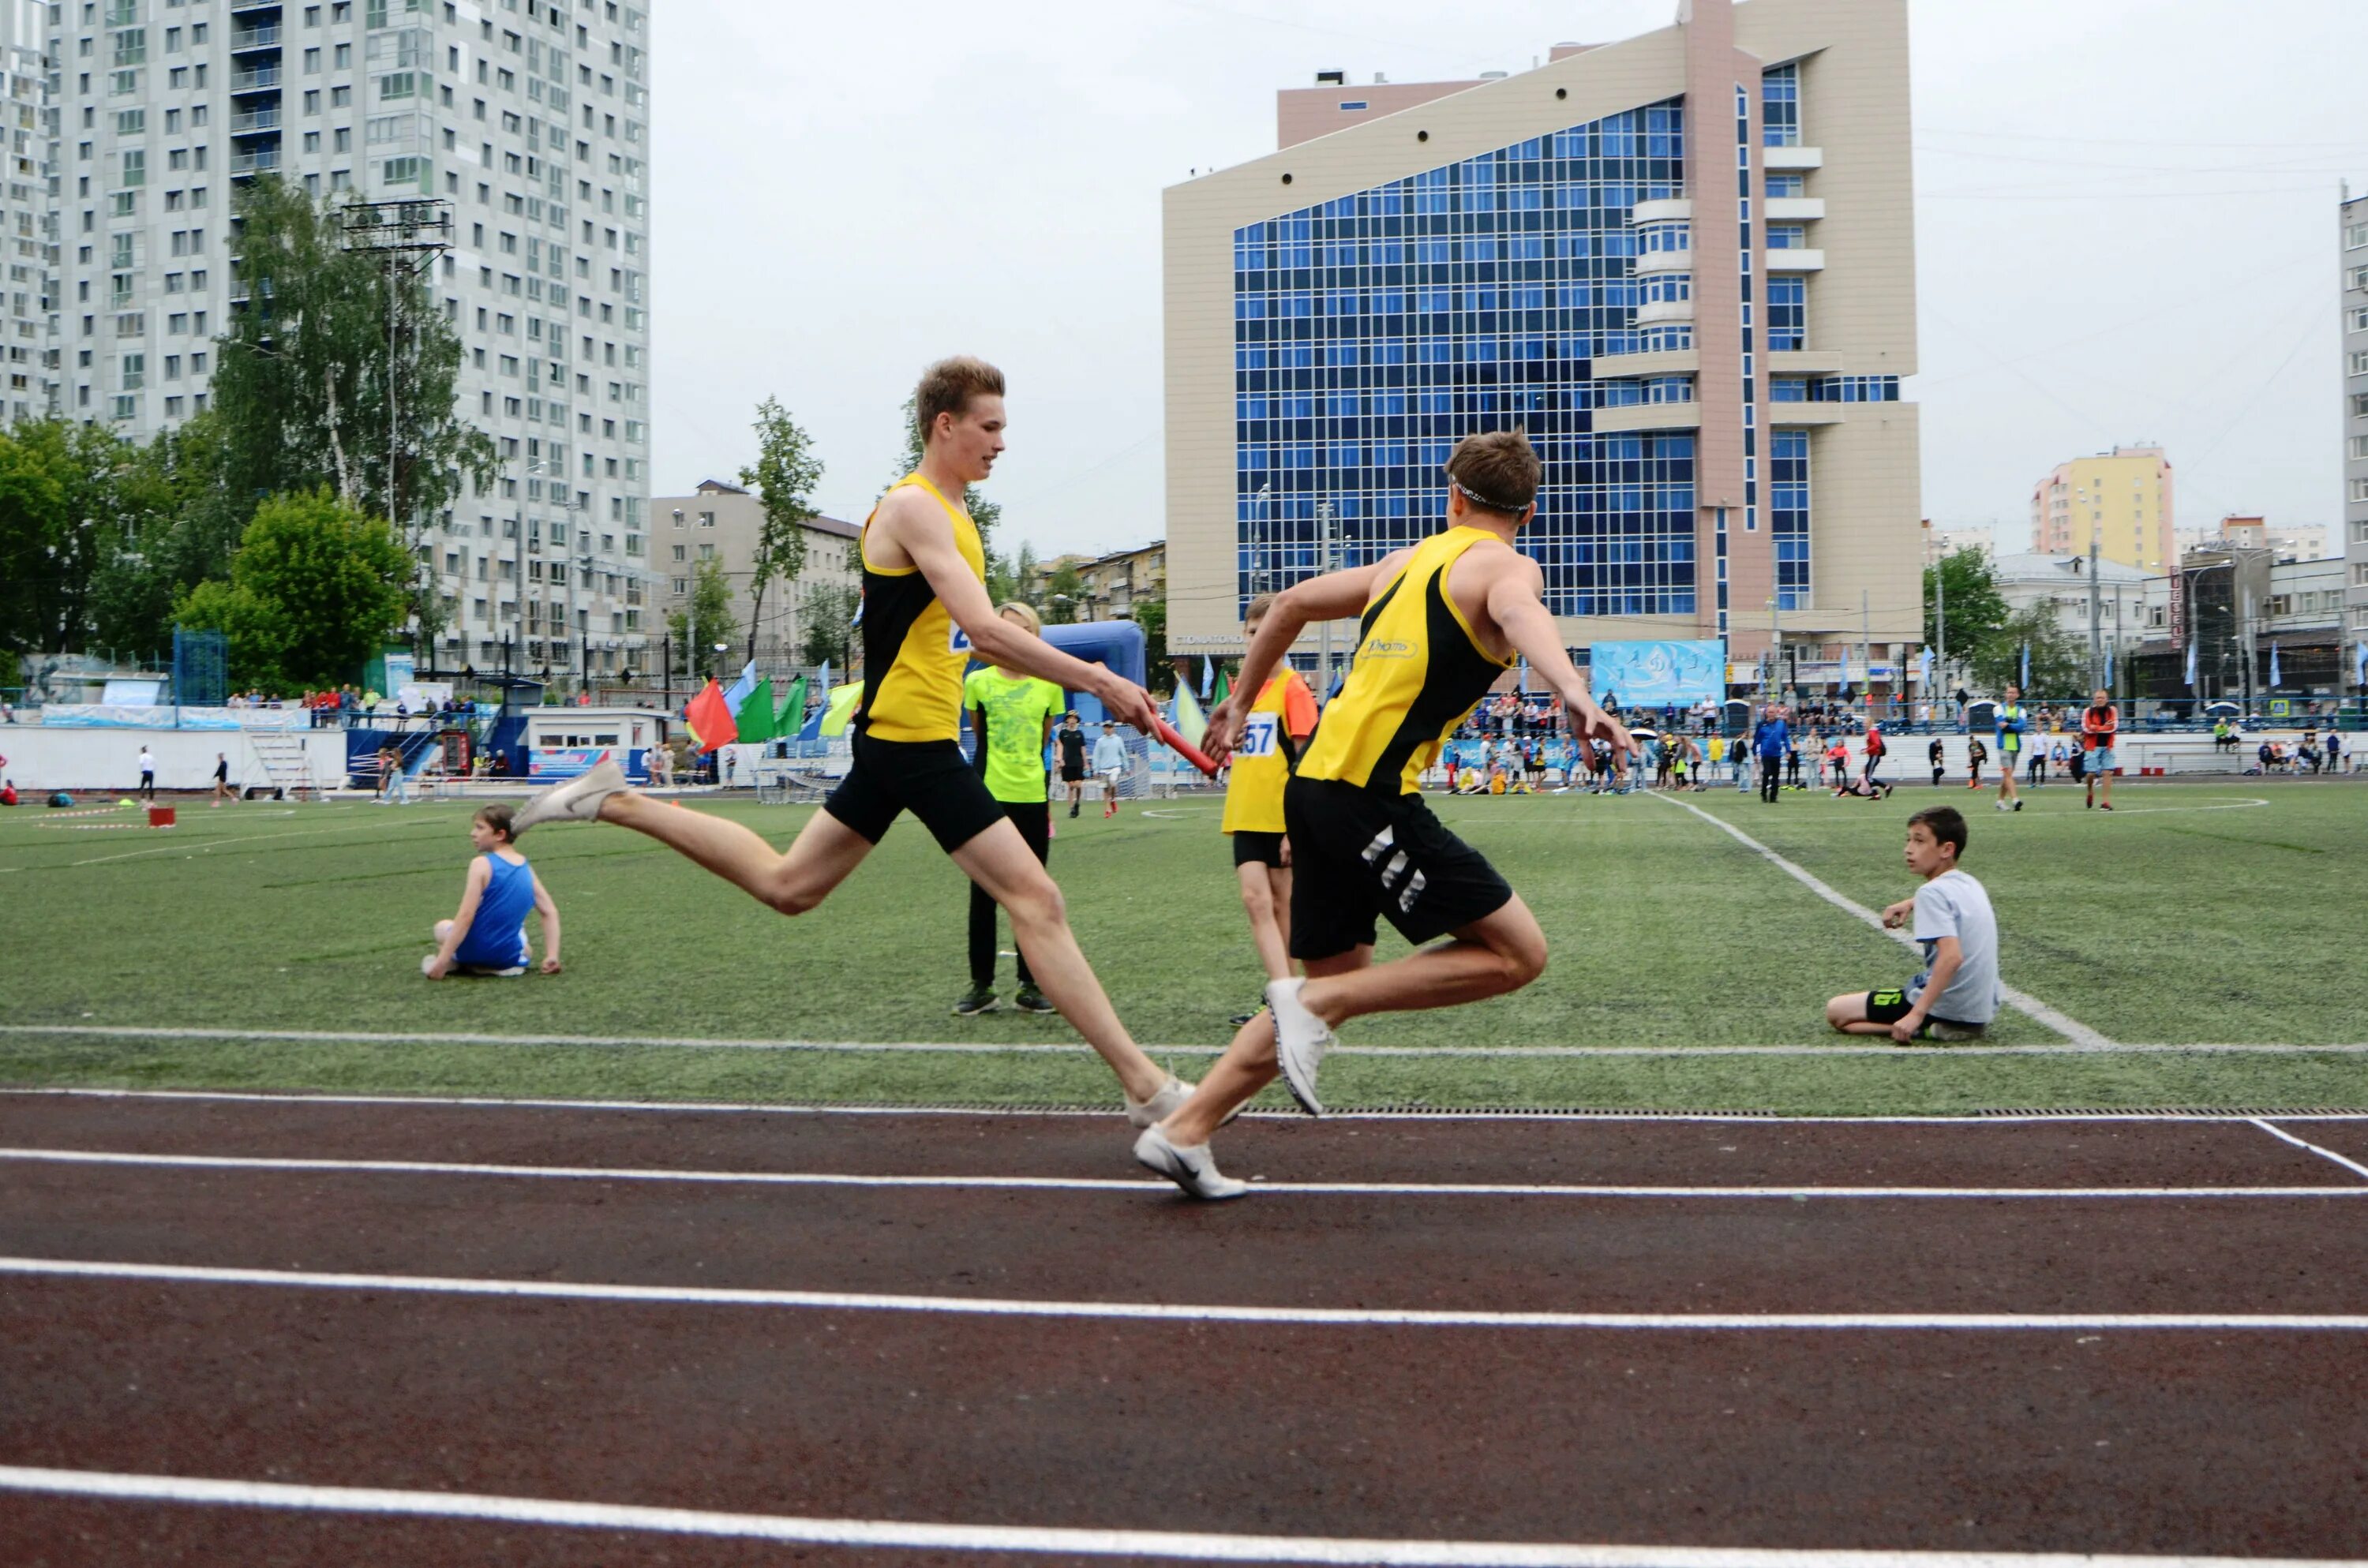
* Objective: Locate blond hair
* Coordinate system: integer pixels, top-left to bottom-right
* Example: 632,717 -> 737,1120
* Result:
916,356 -> 1006,443
995,600 -> 1043,636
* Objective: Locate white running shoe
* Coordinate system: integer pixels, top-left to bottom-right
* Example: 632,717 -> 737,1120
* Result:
1133,1124 -> 1250,1201
1126,1074 -> 1195,1129
1267,976 -> 1336,1117
511,758 -> 628,836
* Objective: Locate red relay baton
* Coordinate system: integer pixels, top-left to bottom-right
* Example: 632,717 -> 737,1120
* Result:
1153,717 -> 1220,778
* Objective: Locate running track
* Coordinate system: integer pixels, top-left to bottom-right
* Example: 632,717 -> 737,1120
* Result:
2,1088 -> 2365,1566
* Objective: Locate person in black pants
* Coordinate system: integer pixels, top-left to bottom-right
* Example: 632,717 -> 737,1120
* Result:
1755,707 -> 1789,803
1928,735 -> 1946,788
1055,711 -> 1088,818
956,603 -> 1067,1016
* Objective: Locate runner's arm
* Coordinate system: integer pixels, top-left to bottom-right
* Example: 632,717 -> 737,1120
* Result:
1205,554 -> 1399,762
1485,557 -> 1632,760
885,493 -> 1159,734
531,871 -> 562,975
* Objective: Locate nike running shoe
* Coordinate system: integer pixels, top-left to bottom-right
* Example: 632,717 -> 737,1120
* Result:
1014,983 -> 1055,1014
1266,976 -> 1336,1116
511,757 -> 628,836
1133,1124 -> 1249,1201
1126,1074 -> 1196,1128
952,986 -> 999,1016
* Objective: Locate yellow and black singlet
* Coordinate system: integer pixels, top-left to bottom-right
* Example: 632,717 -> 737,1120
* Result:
1295,526 -> 1516,796
856,473 -> 987,743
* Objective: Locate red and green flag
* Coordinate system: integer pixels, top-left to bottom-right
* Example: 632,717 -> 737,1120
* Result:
684,679 -> 736,753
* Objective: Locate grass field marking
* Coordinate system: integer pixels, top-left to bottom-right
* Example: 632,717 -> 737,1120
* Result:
1647,794 -> 2117,1050
17,1087 -> 2368,1123
2246,1118 -> 2368,1181
8,1256 -> 2368,1333
0,810 -> 442,874
2086,795 -> 2269,817
15,1145 -> 2368,1201
13,1022 -> 2368,1059
6,1467 -> 2359,1568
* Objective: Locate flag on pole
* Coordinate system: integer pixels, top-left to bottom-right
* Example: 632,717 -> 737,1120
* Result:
774,675 -> 807,737
1171,679 -> 1208,748
722,661 -> 759,716
1917,647 -> 1935,689
2355,640 -> 2368,687
2019,643 -> 2029,688
2103,646 -> 2113,689
2269,642 -> 2282,689
1213,666 -> 1231,708
795,663 -> 834,740
2184,639 -> 2198,689
734,676 -> 777,745
819,683 -> 862,736
684,679 -> 736,753
1200,656 -> 1213,702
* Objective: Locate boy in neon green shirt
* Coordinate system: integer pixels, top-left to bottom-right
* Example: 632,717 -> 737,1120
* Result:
955,601 -> 1067,1015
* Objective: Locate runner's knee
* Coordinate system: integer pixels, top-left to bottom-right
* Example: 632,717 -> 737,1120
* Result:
1238,878 -> 1274,921
1002,877 -> 1067,933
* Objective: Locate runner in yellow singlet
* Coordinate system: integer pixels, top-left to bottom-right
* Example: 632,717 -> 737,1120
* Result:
1133,429 -> 1634,1198
1218,593 -> 1320,1019
509,357 -> 1196,1127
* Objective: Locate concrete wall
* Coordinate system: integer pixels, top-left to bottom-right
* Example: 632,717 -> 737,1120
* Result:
0,727 -> 345,794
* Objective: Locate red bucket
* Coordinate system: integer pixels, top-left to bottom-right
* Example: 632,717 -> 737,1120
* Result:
147,806 -> 176,827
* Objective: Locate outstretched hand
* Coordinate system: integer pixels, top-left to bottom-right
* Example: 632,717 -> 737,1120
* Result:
1100,676 -> 1163,742
1201,695 -> 1246,766
1567,694 -> 1635,764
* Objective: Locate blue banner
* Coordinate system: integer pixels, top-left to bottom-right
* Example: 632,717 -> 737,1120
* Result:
1589,640 -> 1726,706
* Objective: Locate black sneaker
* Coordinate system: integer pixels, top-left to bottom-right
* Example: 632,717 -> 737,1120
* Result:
1230,1011 -> 1260,1027
952,986 -> 999,1017
1014,983 -> 1055,1014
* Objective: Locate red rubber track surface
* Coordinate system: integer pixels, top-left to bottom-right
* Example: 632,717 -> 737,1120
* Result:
3,1094 -> 2366,1565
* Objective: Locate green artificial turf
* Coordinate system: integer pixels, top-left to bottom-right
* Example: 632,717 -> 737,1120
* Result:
2,780 -> 2363,1113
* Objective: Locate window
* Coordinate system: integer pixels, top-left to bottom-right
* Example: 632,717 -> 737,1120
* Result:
1761,62 -> 1800,148
2348,222 -> 2368,250
2351,478 -> 2368,503
2351,308 -> 2368,335
1766,224 -> 1805,249
1766,173 -> 1804,198
2349,436 -> 2368,462
2351,350 -> 2368,377
1767,275 -> 1806,350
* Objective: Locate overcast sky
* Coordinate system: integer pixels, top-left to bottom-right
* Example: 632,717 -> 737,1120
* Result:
649,0 -> 2368,559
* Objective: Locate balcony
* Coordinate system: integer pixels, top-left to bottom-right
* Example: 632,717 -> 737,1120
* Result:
230,25 -> 282,51
229,149 -> 282,177
1592,346 -> 1698,378
1636,298 -> 1694,328
1767,350 -> 1844,376
229,66 -> 283,92
228,108 -> 279,135
1633,248 -> 1691,277
1767,402 -> 1846,428
1764,196 -> 1824,223
1594,400 -> 1699,435
1763,145 -> 1823,172
1632,197 -> 1692,225
1766,247 -> 1825,272
229,0 -> 283,11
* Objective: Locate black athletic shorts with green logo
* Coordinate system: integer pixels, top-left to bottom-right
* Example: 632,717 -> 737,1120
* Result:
1864,987 -> 1986,1041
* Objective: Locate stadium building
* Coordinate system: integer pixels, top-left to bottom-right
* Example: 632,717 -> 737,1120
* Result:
1161,0 -> 1921,685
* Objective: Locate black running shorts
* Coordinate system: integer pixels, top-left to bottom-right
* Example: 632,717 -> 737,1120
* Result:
825,732 -> 1007,853
1863,987 -> 1984,1039
1283,776 -> 1512,960
1230,829 -> 1287,869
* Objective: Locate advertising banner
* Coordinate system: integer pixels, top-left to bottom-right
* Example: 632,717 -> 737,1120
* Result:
1589,640 -> 1728,706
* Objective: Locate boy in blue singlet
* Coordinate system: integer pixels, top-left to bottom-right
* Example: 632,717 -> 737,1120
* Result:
423,803 -> 562,978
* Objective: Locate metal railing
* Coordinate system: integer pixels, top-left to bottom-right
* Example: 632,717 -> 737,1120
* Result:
228,67 -> 283,92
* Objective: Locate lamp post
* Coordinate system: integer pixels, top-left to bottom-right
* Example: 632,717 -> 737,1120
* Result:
1766,595 -> 1782,706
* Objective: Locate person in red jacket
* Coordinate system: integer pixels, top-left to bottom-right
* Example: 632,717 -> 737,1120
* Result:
2081,689 -> 2119,811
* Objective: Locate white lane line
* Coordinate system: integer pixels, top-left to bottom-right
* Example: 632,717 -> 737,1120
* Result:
13,1022 -> 2365,1058
2089,797 -> 2269,817
10,1087 -> 2368,1125
5,1256 -> 2365,1332
9,1146 -> 2363,1200
2248,1119 -> 2368,1182
0,813 -> 442,873
2,1466 -> 2348,1568
1649,795 -> 2116,1050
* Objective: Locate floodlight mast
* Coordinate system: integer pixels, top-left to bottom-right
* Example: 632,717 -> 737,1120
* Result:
339,198 -> 455,664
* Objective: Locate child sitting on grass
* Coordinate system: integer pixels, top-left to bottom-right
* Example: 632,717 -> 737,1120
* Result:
1823,805 -> 1998,1043
423,803 -> 562,979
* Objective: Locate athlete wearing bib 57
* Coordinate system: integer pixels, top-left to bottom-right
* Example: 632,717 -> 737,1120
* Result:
1134,429 -> 1635,1198
508,357 -> 1200,1127
1220,593 -> 1320,1012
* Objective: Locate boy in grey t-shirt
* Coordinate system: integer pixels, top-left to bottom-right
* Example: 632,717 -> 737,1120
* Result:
1824,804 -> 2000,1043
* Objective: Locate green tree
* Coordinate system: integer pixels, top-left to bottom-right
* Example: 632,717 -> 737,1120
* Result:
0,418 -> 115,658
86,414 -> 248,658
664,556 -> 739,682
1133,594 -> 1169,691
736,396 -> 823,667
1042,561 -> 1084,623
1969,606 -> 2085,698
173,489 -> 414,690
1006,541 -> 1040,607
210,178 -> 496,640
798,580 -> 862,670
1924,548 -> 2010,671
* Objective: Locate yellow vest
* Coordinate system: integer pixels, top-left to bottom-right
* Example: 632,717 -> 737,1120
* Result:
1220,670 -> 1313,834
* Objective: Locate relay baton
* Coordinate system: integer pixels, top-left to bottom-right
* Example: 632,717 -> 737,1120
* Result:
1153,717 -> 1220,778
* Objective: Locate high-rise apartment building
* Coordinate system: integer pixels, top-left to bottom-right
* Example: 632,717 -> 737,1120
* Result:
0,0 -> 54,422
2029,444 -> 2173,574
2341,189 -> 2368,646
46,0 -> 653,678
1163,0 -> 1922,675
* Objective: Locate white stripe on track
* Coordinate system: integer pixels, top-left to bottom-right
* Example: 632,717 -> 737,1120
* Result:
7,1145 -> 2362,1201
9,1087 -> 2368,1124
1649,795 -> 2116,1049
0,1465 -> 2347,1568
4,1256 -> 2365,1332
2248,1119 -> 2368,1181
13,1022 -> 2366,1058
0,810 -> 439,873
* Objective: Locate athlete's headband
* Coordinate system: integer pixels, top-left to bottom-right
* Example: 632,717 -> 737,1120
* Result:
1447,475 -> 1527,516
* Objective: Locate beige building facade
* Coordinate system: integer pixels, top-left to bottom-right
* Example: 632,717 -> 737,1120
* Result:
2029,445 -> 2175,574
1033,541 -> 1167,620
654,480 -> 860,673
1163,0 -> 1922,675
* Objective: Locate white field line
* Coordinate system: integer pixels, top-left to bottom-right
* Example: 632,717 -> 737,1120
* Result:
1649,795 -> 2115,1049
13,1087 -> 2368,1125
2,1466 -> 2350,1568
9,1145 -> 2362,1201
5,1256 -> 2367,1332
2248,1118 -> 2368,1181
0,810 -> 437,873
8,1020 -> 2365,1059
2084,797 -> 2269,817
